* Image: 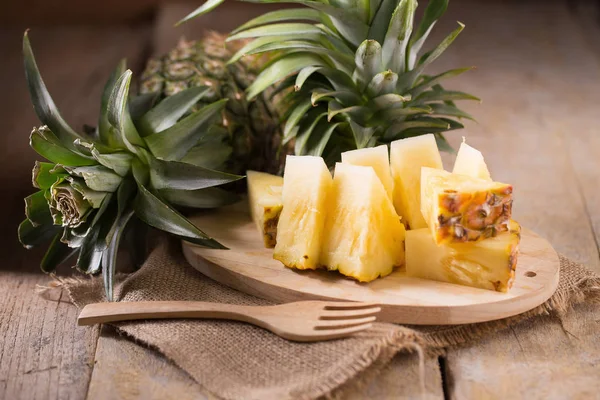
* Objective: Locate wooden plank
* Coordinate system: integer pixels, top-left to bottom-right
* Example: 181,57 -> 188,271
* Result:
87,326 -> 205,400
0,25 -> 150,399
429,1 -> 600,398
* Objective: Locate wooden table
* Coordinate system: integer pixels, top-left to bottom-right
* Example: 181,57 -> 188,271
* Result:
1,1 -> 599,398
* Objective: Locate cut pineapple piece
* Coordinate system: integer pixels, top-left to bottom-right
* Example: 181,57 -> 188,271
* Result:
273,156 -> 332,270
406,220 -> 521,292
247,170 -> 283,248
320,163 -> 406,282
452,139 -> 492,181
341,145 -> 393,200
390,134 -> 443,230
421,168 -> 513,244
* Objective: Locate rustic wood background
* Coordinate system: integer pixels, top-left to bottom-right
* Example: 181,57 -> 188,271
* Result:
1,0 -> 599,399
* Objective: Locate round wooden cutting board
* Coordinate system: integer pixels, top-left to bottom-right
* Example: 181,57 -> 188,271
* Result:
183,206 -> 560,325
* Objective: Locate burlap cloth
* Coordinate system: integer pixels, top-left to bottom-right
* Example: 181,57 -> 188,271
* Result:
55,239 -> 600,400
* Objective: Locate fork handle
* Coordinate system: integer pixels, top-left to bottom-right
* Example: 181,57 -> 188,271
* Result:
78,301 -> 271,326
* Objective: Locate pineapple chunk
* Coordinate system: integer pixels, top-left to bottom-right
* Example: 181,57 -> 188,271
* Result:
320,163 -> 406,282
406,220 -> 521,292
247,170 -> 283,248
421,168 -> 513,244
273,156 -> 332,270
453,139 -> 492,181
390,134 -> 443,230
341,145 -> 393,200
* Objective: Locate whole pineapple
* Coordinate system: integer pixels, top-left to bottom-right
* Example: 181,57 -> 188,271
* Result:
139,32 -> 285,175
181,0 -> 479,164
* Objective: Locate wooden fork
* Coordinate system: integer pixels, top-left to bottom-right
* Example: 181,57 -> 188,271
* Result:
78,300 -> 381,342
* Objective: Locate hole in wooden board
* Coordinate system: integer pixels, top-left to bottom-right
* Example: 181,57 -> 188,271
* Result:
525,271 -> 537,278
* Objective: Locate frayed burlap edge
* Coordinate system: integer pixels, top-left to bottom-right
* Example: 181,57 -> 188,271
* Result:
39,253 -> 600,400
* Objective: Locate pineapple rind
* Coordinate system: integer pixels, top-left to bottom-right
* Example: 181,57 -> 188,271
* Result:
273,156 -> 332,270
421,168 -> 513,244
247,171 -> 283,248
406,221 -> 521,292
390,134 -> 443,230
321,163 -> 406,283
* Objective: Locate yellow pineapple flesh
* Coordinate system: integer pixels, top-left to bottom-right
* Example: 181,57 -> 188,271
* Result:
406,220 -> 521,292
341,145 -> 393,201
247,170 -> 283,248
421,168 -> 513,244
273,156 -> 332,270
390,134 -> 443,230
320,163 -> 406,282
452,139 -> 492,181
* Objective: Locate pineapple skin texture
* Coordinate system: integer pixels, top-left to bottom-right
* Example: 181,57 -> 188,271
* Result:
273,156 -> 332,270
341,145 -> 394,201
453,141 -> 492,181
406,221 -> 521,292
320,163 -> 406,283
247,171 -> 283,248
390,134 -> 443,230
421,168 -> 513,245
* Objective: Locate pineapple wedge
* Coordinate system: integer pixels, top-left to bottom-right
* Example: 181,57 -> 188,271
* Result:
273,156 -> 332,270
247,170 -> 283,248
341,145 -> 393,200
320,163 -> 406,282
453,139 -> 492,181
421,168 -> 513,244
406,220 -> 521,292
390,134 -> 443,230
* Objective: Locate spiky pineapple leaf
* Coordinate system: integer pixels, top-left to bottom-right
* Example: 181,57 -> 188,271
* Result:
102,209 -> 134,301
177,0 -> 226,26
133,182 -> 226,249
382,0 -> 416,74
149,158 -> 243,191
25,190 -> 52,226
228,23 -> 324,42
429,103 -> 475,121
76,193 -> 115,274
416,89 -> 480,103
295,108 -> 327,155
90,148 -> 133,177
160,187 -> 240,208
18,219 -> 59,249
65,166 -> 122,192
99,60 -> 127,147
32,161 -> 63,189
137,86 -> 210,136
408,67 -> 474,96
23,32 -> 82,150
144,99 -> 228,161
247,53 -> 328,100
367,0 -> 397,43
305,121 -> 342,156
231,8 -> 321,34
107,70 -> 145,154
408,0 -> 448,68
30,127 -> 96,167
284,99 -> 313,141
41,231 -> 77,273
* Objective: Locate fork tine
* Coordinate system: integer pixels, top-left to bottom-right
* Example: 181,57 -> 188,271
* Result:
323,302 -> 379,310
320,307 -> 381,320
313,323 -> 374,340
315,316 -> 377,329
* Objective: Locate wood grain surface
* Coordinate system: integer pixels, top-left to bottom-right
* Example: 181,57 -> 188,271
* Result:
1,0 -> 599,399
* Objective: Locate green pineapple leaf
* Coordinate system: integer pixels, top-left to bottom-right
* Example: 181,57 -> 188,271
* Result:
149,158 -> 243,191
231,8 -> 321,34
25,190 -> 52,226
30,126 -> 96,166
18,219 -> 59,249
41,232 -> 77,273
160,188 -> 241,208
99,60 -> 127,146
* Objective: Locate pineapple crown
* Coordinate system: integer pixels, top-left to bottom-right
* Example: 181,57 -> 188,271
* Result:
181,0 -> 479,162
20,32 -> 243,300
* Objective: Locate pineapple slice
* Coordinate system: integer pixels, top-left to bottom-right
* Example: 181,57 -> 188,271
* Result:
405,220 -> 521,292
341,145 -> 393,200
421,168 -> 513,244
247,170 -> 283,248
390,134 -> 443,230
453,139 -> 492,181
273,156 -> 332,270
320,163 -> 406,282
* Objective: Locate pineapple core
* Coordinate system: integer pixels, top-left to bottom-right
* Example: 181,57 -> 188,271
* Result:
390,134 -> 443,230
406,221 -> 521,292
320,163 -> 406,282
421,168 -> 513,244
273,156 -> 332,270
247,170 -> 283,248
453,139 -> 492,181
341,145 -> 393,201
